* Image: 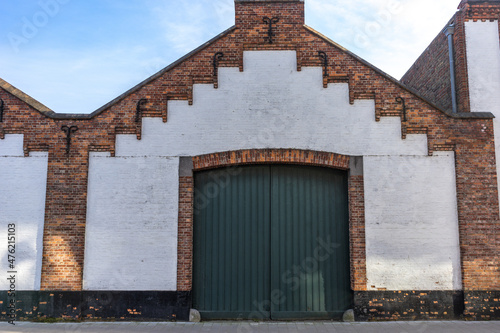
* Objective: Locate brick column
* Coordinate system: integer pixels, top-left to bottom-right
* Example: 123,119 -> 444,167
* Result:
41,135 -> 89,291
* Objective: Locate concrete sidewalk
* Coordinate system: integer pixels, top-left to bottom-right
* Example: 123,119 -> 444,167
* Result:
0,321 -> 498,333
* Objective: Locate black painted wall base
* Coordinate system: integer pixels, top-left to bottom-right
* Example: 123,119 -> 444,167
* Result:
464,291 -> 500,320
354,290 -> 500,321
354,290 -> 464,321
2,290 -> 498,321
0,291 -> 191,321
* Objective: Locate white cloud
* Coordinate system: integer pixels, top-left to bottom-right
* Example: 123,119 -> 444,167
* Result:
306,0 -> 459,78
151,0 -> 234,54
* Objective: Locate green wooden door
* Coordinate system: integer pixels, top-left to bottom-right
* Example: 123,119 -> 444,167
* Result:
193,166 -> 271,319
269,166 -> 351,319
193,165 -> 351,320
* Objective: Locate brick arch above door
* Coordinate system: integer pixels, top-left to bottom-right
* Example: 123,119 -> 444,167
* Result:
192,149 -> 350,171
177,149 -> 367,292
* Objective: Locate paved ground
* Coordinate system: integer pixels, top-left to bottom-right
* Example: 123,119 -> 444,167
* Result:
0,321 -> 498,333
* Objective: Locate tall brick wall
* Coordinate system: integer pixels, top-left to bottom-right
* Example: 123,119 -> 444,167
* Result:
349,175 -> 367,292
401,10 -> 472,114
0,0 -> 498,320
401,26 -> 453,112
454,7 -> 473,114
404,0 -> 500,114
402,0 -> 500,294
177,176 -> 194,292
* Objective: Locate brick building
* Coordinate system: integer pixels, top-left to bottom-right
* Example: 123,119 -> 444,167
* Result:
0,0 -> 498,322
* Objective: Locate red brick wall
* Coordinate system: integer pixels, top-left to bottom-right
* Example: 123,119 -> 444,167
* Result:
452,1 -> 500,301
192,149 -> 350,171
0,0 -> 498,295
403,0 -> 500,293
235,0 -> 305,28
454,8 -> 472,114
177,177 -> 194,292
401,27 -> 453,112
0,88 -> 95,291
349,176 -> 367,292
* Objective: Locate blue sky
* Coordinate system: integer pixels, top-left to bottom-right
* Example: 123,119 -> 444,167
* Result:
0,0 -> 460,114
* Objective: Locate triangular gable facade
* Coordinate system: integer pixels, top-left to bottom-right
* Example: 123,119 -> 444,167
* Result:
0,0 -> 498,322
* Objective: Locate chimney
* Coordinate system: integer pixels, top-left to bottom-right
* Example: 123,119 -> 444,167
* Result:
234,0 -> 305,29
459,0 -> 500,10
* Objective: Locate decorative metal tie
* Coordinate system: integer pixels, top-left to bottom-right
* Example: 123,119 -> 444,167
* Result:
61,125 -> 78,155
0,98 -> 4,123
318,51 -> 328,78
396,97 -> 408,122
135,98 -> 148,123
213,52 -> 224,78
263,16 -> 279,44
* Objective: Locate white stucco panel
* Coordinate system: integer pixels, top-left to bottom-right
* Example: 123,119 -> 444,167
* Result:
0,151 -> 48,290
364,152 -> 462,291
84,153 -> 179,291
116,51 -> 427,157
0,134 -> 24,156
465,20 -> 500,113
465,21 -> 500,210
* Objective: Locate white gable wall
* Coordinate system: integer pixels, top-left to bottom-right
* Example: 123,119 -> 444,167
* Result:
0,135 -> 48,290
116,51 -> 428,157
85,50 -> 461,291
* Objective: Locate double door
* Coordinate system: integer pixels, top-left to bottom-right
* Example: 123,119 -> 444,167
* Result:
193,165 -> 351,320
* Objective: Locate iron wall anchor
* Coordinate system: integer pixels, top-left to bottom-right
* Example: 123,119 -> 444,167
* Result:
318,51 -> 328,78
396,97 -> 408,122
61,125 -> 78,155
0,98 -> 4,123
135,98 -> 148,123
263,17 -> 279,44
213,52 -> 224,78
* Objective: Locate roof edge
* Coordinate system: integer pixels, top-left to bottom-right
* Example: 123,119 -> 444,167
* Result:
2,24 -> 492,121
303,25 -> 494,120
1,25 -> 237,121
82,25 -> 238,120
0,77 -> 55,116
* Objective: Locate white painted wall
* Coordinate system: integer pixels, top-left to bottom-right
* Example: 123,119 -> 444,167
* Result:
465,21 -> 500,209
0,135 -> 48,291
109,50 -> 459,291
116,51 -> 427,158
364,152 -> 462,290
84,152 -> 179,291
0,134 -> 24,156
